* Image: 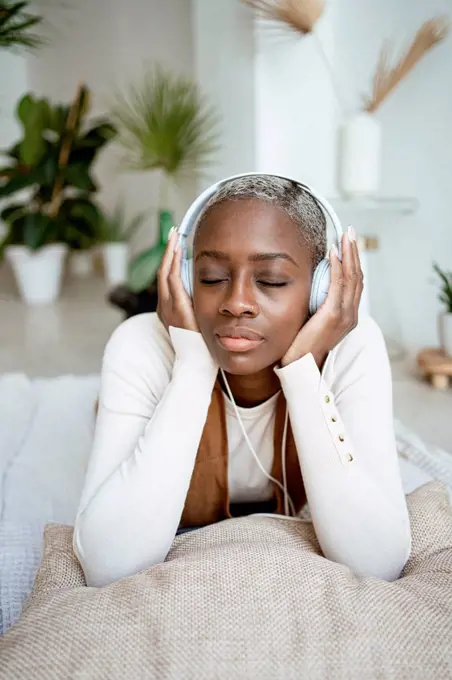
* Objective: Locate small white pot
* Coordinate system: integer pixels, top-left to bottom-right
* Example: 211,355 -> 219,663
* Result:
70,250 -> 94,278
338,112 -> 382,198
5,244 -> 68,305
439,312 -> 452,357
102,242 -> 129,287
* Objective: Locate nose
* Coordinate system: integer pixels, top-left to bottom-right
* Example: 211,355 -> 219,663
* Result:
219,278 -> 259,318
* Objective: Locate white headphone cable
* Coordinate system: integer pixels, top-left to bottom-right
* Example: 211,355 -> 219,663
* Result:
281,407 -> 289,517
219,368 -> 296,518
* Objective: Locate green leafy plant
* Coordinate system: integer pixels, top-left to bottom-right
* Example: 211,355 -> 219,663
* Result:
109,64 -> 220,292
99,204 -> 147,244
433,263 -> 452,313
0,84 -> 116,255
0,1 -> 44,51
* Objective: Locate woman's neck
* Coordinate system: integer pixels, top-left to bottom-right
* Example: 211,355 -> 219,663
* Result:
220,367 -> 280,408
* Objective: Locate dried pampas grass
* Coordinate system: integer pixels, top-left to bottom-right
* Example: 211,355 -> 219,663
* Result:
364,16 -> 450,113
243,0 -> 346,112
242,0 -> 325,36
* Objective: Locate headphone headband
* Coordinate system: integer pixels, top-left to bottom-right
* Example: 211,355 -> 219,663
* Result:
177,172 -> 343,253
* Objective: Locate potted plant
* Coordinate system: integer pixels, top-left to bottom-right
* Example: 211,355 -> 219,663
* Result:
99,205 -> 146,287
433,263 -> 452,357
108,64 -> 219,314
0,1 -> 44,51
0,84 -> 116,304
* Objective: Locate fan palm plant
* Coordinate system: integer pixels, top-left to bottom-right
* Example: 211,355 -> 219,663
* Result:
109,64 -> 220,292
0,1 -> 44,51
99,204 -> 146,244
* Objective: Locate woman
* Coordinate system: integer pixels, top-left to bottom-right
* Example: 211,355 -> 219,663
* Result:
74,175 -> 411,588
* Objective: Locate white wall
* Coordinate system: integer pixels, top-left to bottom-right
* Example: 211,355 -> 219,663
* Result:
254,5 -> 338,196
192,0 -> 256,190
333,0 -> 452,352
27,0 -> 195,252
0,53 -> 27,149
0,52 -> 28,241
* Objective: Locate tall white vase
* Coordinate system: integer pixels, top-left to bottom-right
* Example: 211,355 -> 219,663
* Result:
339,112 -> 382,198
5,244 -> 67,305
103,242 -> 129,287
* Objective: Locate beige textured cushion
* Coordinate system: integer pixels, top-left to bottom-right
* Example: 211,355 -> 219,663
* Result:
1,481 -> 451,680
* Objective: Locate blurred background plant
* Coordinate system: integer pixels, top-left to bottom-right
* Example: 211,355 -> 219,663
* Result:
433,262 -> 452,357
109,64 -> 220,295
0,1 -> 45,52
0,83 -> 116,303
434,263 -> 452,314
99,203 -> 146,244
0,83 -> 116,255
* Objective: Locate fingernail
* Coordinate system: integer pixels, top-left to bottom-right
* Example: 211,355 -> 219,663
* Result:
168,226 -> 176,239
348,225 -> 356,242
329,244 -> 339,261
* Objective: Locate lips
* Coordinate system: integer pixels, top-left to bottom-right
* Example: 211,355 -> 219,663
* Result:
215,326 -> 264,353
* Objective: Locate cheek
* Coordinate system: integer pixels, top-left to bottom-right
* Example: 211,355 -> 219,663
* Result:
282,272 -> 312,318
192,290 -> 218,336
266,299 -> 308,353
270,279 -> 310,317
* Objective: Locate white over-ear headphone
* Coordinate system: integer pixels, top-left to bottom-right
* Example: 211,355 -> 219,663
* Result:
178,172 -> 343,316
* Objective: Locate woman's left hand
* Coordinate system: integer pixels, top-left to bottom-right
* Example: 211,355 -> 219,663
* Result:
281,226 -> 364,370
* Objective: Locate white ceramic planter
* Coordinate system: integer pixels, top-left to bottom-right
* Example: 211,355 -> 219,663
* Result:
339,112 -> 382,198
102,242 -> 128,287
70,250 -> 94,278
5,244 -> 68,305
439,312 -> 452,357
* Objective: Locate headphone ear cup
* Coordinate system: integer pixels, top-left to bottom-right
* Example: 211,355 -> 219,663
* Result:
309,258 -> 331,316
181,256 -> 194,298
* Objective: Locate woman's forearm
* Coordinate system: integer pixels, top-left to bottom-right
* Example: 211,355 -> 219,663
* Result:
74,326 -> 218,587
275,348 -> 411,581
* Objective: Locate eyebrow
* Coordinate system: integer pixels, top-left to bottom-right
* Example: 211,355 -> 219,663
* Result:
195,250 -> 298,267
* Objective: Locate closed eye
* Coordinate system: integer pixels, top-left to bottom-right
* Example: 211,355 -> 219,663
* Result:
200,279 -> 290,287
200,278 -> 226,285
258,281 -> 290,287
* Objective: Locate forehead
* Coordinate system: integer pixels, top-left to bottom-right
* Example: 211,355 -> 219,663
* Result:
193,198 -> 304,252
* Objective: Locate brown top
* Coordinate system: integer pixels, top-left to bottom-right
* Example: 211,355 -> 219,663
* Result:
180,381 -> 306,528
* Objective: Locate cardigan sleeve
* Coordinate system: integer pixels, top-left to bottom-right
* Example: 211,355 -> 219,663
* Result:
73,315 -> 218,587
274,316 -> 411,581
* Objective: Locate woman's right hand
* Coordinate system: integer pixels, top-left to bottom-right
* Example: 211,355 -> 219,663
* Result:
157,227 -> 199,332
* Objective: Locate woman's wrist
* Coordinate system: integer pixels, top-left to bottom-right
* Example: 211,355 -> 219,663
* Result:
169,326 -> 218,372
310,347 -> 329,371
280,344 -> 329,371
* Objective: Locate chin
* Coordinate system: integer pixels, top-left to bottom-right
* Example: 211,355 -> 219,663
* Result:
215,348 -> 274,376
218,357 -> 259,375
